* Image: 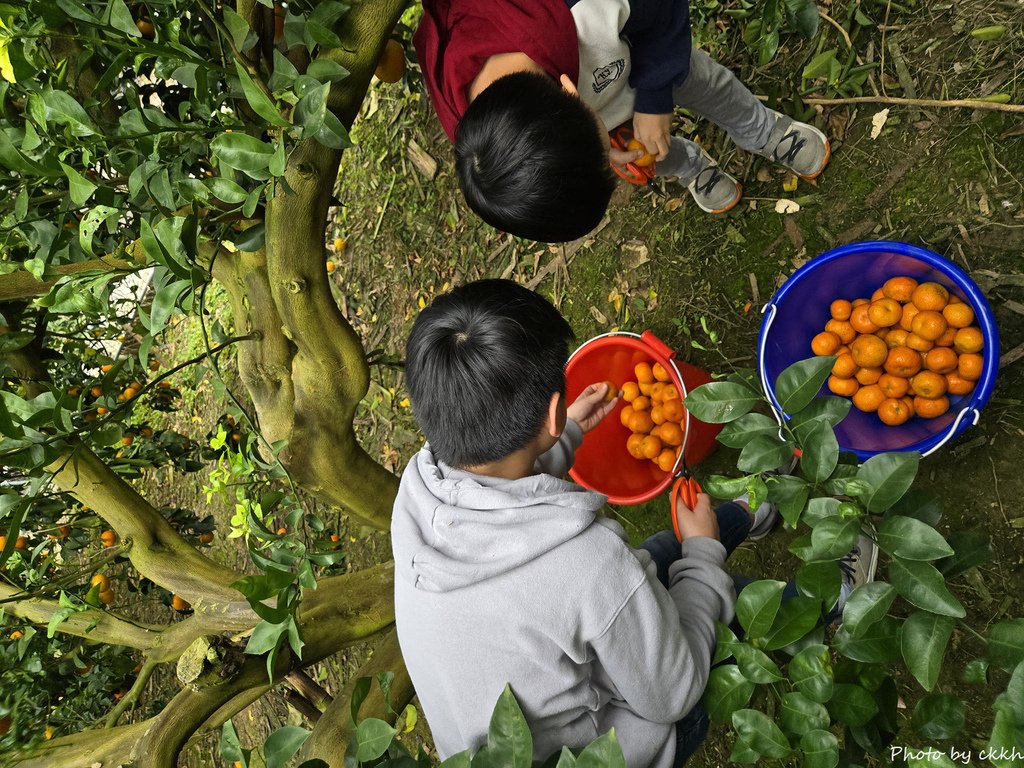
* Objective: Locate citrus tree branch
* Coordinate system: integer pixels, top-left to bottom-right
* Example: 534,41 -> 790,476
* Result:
46,445 -> 257,628
0,582 -> 161,650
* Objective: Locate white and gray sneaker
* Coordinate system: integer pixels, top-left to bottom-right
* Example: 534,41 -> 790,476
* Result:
735,495 -> 779,541
760,112 -> 831,180
685,149 -> 743,214
834,533 -> 879,621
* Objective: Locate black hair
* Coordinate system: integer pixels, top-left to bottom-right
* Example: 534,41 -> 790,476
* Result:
405,279 -> 575,468
455,71 -> 617,244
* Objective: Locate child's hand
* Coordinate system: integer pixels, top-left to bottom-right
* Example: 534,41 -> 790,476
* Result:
566,382 -> 619,433
674,492 -> 720,542
633,112 -> 672,161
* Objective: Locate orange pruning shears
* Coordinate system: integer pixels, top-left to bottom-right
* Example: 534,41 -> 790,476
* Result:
608,124 -> 665,198
669,453 -> 702,544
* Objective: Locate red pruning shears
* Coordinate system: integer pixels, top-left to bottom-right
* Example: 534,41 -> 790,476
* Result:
669,454 -> 702,544
608,124 -> 665,198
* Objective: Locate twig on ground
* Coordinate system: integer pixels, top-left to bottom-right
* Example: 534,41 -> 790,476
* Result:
755,94 -> 1024,113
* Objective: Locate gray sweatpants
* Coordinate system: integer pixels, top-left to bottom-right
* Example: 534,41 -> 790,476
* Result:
654,47 -> 776,183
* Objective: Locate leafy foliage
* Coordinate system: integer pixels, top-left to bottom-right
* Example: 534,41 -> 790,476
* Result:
684,357 -> 1021,764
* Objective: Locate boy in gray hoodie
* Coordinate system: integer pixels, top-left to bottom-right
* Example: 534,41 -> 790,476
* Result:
393,278 -> 793,766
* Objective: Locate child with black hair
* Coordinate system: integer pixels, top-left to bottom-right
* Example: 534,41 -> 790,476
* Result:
392,280 -> 875,765
414,0 -> 831,243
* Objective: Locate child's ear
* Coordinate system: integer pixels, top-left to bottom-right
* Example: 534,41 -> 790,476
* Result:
546,391 -> 565,438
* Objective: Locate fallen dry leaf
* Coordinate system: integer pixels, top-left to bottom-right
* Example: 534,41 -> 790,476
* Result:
870,108 -> 890,140
782,173 -> 799,193
756,167 -> 773,183
663,197 -> 684,212
589,306 -> 608,325
775,199 -> 801,214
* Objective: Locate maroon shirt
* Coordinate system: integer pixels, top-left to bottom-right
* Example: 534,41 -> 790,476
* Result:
413,0 -> 580,141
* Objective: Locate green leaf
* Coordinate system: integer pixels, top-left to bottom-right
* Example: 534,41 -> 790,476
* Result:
78,204 -> 120,257
901,611 -> 954,691
780,692 -> 829,738
713,621 -> 739,665
235,62 -> 289,127
313,110 -> 352,150
775,356 -> 835,414
683,382 -> 761,423
784,0 -> 819,37
441,752 -> 473,768
912,693 -> 965,740
936,529 -> 991,579
223,8 -> 253,50
703,474 -> 754,500
354,719 -> 396,762
800,729 -> 839,768
800,420 -> 839,484
889,557 -> 966,617
808,517 -> 861,561
60,162 -> 97,206
964,658 -> 989,684
990,664 -> 1024,768
349,677 -> 371,723
717,413 -> 780,448
220,720 -> 246,763
834,616 -> 900,663
803,49 -> 838,80
575,730 -> 626,768
735,580 -> 786,639
789,645 -> 833,704
479,685 -> 531,768
876,516 -> 954,561
703,664 -> 754,722
855,452 -> 920,512
971,25 -> 1006,41
211,132 -> 275,179
265,726 -> 311,768
204,177 -> 249,204
840,582 -> 896,637
106,0 -> 141,37
987,619 -> 1024,672
244,619 -> 287,655
887,488 -> 942,526
295,81 -> 330,135
731,709 -> 791,759
731,642 -> 784,683
795,561 -> 841,611
553,747 -> 577,768
737,435 -> 794,474
763,596 -> 820,651
827,683 -> 877,727
767,475 -> 810,527
306,59 -> 350,83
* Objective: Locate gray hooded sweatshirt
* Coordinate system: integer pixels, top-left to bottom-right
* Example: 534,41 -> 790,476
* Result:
392,420 -> 735,767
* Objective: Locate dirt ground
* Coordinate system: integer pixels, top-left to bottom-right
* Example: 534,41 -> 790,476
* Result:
130,0 -> 1023,764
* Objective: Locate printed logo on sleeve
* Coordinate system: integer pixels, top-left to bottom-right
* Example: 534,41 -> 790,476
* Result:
591,59 -> 625,93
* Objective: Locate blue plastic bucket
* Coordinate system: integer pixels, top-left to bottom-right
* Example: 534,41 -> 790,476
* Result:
757,241 -> 999,460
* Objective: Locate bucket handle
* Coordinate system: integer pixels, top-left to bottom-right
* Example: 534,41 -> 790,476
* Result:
758,302 -> 779,405
922,407 -> 980,457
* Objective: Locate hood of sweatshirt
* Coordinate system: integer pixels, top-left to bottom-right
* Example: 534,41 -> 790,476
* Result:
392,445 -> 607,592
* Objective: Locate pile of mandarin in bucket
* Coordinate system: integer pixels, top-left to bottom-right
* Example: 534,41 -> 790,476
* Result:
810,276 -> 984,426
614,362 -> 687,471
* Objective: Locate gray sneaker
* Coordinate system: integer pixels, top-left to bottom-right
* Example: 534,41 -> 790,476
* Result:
685,150 -> 742,214
760,112 -> 831,180
834,533 -> 879,621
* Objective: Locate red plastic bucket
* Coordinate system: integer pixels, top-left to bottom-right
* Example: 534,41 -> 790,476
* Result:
564,331 -> 723,505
